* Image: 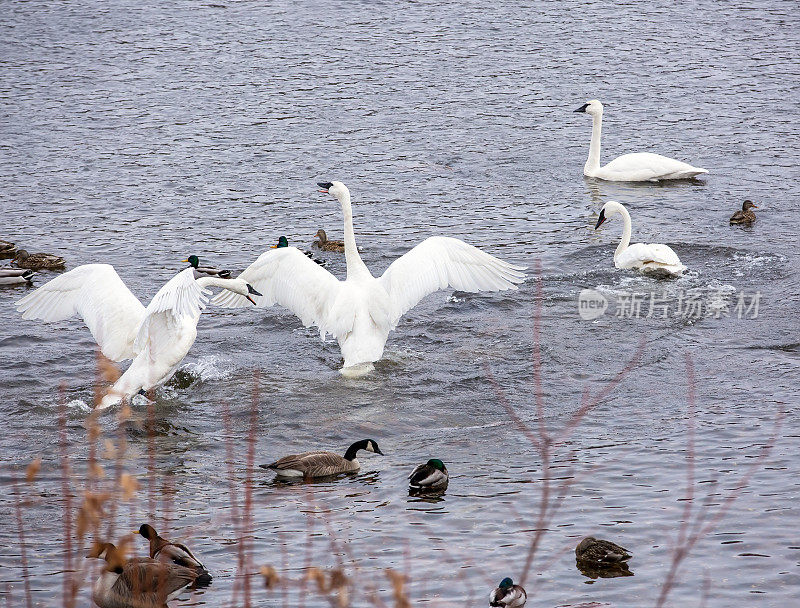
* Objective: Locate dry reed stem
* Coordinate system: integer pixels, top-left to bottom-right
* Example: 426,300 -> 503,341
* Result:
654,353 -> 784,607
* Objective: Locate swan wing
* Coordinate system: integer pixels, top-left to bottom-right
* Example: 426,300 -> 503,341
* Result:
378,236 -> 526,327
617,242 -> 682,268
15,264 -> 146,361
134,268 -> 210,353
211,247 -> 344,336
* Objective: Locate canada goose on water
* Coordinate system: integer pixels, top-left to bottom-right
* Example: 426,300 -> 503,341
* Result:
134,524 -> 211,585
88,541 -> 197,608
260,439 -> 383,479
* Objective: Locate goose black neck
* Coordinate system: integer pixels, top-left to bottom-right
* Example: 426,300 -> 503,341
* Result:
343,441 -> 365,461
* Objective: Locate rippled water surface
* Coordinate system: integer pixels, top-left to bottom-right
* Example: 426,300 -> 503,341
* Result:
1,1 -> 799,606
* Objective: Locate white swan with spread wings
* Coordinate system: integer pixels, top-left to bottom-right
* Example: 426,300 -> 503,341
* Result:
17,264 -> 261,408
213,181 -> 526,373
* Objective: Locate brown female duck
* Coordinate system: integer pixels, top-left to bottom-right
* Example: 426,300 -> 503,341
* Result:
13,249 -> 66,270
312,229 -> 345,253
730,200 -> 757,225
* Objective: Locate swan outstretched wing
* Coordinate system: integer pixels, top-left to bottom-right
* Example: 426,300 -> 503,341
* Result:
15,264 -> 146,361
211,247 -> 343,335
133,268 -> 210,353
378,236 -> 526,326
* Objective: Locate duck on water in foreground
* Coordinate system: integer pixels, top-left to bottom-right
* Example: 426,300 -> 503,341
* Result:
88,542 -> 198,608
489,577 -> 527,607
730,200 -> 757,225
213,181 -> 526,376
134,524 -> 212,585
261,439 -> 383,479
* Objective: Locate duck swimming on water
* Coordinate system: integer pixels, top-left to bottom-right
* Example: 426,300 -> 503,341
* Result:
13,249 -> 65,270
730,200 -> 757,225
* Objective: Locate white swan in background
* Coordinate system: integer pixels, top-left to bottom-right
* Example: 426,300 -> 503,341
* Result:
575,100 -> 708,182
16,264 -> 261,408
213,181 -> 526,374
595,201 -> 686,277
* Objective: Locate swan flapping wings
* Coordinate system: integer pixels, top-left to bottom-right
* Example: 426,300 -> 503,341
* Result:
16,264 -> 146,361
16,266 -> 211,361
213,239 -> 525,333
378,237 -> 526,327
211,247 -> 343,336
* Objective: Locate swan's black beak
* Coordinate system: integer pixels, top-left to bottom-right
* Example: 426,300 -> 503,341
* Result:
375,447 -> 384,455
246,284 -> 262,305
574,103 -> 589,113
317,181 -> 332,193
594,208 -> 606,230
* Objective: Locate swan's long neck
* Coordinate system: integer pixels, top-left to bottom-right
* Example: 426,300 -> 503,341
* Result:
338,191 -> 370,279
196,276 -> 234,290
615,206 -> 632,260
585,112 -> 602,175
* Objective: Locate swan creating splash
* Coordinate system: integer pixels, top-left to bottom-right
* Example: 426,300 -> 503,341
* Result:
575,100 -> 708,182
595,201 -> 686,277
213,181 -> 526,375
16,264 -> 262,408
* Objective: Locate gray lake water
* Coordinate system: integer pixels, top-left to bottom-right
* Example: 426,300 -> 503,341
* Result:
1,1 -> 799,606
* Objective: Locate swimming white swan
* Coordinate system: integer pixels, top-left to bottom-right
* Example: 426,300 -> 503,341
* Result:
595,201 -> 686,277
213,181 -> 526,374
575,100 -> 708,182
16,264 -> 261,408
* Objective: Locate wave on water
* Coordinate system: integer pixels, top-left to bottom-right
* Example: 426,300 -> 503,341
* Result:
168,356 -> 235,391
65,399 -> 92,413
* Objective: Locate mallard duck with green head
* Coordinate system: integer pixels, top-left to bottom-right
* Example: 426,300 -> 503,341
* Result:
272,236 -> 327,266
409,458 -> 449,492
0,268 -> 35,285
134,523 -> 211,585
183,255 -> 231,279
489,577 -> 526,607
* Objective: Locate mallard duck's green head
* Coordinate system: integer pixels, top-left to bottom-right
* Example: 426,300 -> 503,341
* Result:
134,523 -> 158,540
499,577 -> 514,589
271,236 -> 289,249
427,458 -> 446,471
182,255 -> 200,268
